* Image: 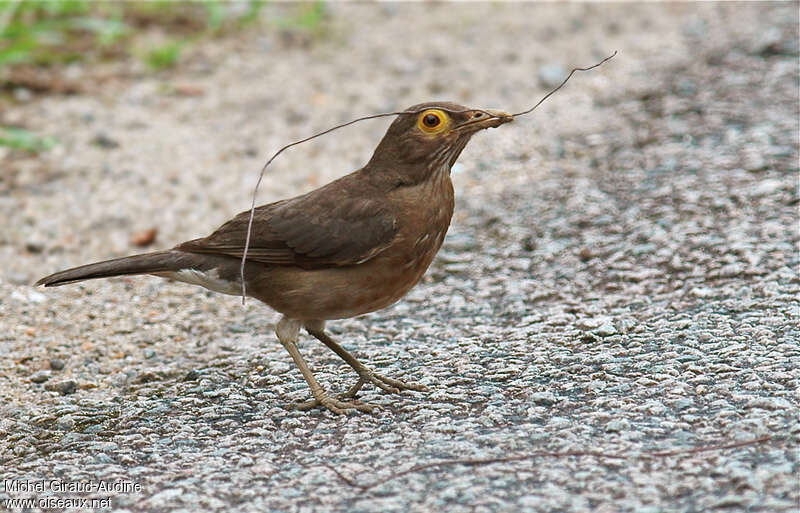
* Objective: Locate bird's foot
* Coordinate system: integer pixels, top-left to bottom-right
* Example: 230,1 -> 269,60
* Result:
291,392 -> 376,415
343,369 -> 427,398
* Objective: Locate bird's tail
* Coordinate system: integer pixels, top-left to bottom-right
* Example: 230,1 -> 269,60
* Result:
36,251 -> 193,287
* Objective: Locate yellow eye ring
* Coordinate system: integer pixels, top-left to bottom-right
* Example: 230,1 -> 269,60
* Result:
416,109 -> 450,134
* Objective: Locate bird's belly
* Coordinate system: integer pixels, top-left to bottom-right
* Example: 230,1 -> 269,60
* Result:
250,247 -> 440,321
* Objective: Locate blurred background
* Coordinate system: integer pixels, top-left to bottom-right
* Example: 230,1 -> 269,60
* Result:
2,0 -> 629,281
3,1 -> 792,280
0,3 -> 797,511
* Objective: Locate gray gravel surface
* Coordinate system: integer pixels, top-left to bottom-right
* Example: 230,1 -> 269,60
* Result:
1,3 -> 798,512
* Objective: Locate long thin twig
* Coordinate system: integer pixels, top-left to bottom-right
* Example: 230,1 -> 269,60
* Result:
239,51 -> 618,303
511,50 -> 618,117
324,435 -> 774,491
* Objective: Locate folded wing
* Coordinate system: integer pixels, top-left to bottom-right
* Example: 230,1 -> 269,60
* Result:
177,184 -> 397,270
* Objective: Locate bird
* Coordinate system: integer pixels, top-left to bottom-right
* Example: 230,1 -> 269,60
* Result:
36,102 -> 513,414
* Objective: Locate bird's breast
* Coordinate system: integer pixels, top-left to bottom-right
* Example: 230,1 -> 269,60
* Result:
325,175 -> 454,318
384,169 -> 455,286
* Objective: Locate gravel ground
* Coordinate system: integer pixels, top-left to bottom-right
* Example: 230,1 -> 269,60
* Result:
1,3 -> 798,512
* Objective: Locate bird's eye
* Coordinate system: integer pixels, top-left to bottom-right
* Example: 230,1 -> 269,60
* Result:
423,113 -> 440,127
417,109 -> 449,134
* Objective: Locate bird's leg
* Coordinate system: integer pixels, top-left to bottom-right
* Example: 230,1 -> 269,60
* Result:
275,317 -> 373,414
305,322 -> 427,398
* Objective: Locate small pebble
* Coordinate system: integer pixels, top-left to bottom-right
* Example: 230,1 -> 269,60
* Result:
531,391 -> 557,406
538,63 -> 567,89
30,371 -> 51,383
45,380 -> 78,395
594,321 -> 618,337
605,419 -> 630,432
184,369 -> 201,381
92,133 -> 120,149
56,415 -> 75,431
25,240 -> 45,253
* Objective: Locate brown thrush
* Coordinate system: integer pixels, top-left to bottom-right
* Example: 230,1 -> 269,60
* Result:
37,102 -> 513,414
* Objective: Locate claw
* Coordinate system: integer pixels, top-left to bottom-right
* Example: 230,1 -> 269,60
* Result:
287,370 -> 426,413
344,370 -> 427,398
290,392 -> 377,414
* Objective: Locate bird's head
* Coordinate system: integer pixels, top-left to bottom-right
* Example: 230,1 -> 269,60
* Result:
367,101 -> 513,183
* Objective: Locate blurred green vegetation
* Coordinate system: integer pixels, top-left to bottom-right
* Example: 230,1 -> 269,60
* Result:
145,40 -> 184,71
276,0 -> 325,32
0,0 -> 266,70
0,1 -> 328,153
0,126 -> 55,153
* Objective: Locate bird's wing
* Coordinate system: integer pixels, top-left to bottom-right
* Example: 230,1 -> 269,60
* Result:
176,183 -> 398,269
